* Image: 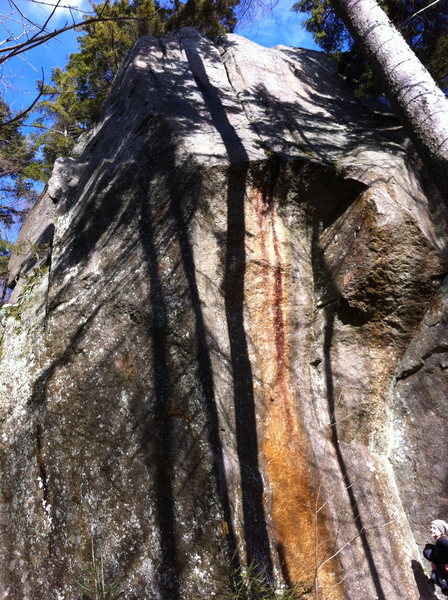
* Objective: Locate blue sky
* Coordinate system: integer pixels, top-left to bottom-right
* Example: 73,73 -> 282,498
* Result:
237,0 -> 318,48
2,0 -> 318,113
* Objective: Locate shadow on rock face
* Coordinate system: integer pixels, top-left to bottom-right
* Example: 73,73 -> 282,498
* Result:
184,38 -> 274,580
411,560 -> 439,600
3,28 -> 448,600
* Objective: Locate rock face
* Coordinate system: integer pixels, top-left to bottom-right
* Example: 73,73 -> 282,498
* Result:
1,28 -> 447,600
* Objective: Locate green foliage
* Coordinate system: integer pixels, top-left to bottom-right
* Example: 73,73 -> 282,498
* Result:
31,0 -> 239,176
0,96 -> 38,222
30,66 -> 92,180
77,576 -> 123,600
169,0 -> 238,37
0,239 -> 49,303
293,0 -> 448,95
0,96 -> 39,297
0,238 -> 14,279
0,237 -> 19,303
77,537 -> 123,600
0,98 -> 31,177
217,560 -> 312,599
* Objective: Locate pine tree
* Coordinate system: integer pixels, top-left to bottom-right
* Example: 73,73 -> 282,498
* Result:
169,0 -> 238,37
0,96 -> 40,298
293,0 -> 448,95
0,96 -> 36,225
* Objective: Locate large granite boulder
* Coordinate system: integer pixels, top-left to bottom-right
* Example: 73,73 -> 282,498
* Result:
1,28 -> 447,600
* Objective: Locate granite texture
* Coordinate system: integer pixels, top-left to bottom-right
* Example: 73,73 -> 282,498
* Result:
1,28 -> 447,600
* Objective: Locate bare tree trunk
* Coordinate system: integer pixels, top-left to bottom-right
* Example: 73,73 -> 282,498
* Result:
331,0 -> 448,203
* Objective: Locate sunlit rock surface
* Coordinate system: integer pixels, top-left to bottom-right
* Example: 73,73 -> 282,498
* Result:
1,28 -> 447,600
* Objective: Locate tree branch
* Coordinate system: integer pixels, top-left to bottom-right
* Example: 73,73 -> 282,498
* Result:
0,69 -> 45,127
0,14 -> 161,64
405,0 -> 443,23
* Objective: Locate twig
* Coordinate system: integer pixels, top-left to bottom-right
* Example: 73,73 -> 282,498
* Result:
17,51 -> 39,72
315,518 -> 396,584
0,68 -> 45,126
0,13 -> 165,63
7,0 -> 42,31
405,0 -> 443,22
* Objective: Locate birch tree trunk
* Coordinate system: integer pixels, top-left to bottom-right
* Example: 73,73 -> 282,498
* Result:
332,0 -> 448,203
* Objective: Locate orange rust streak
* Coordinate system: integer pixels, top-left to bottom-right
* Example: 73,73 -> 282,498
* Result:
246,187 -> 343,598
270,210 -> 287,389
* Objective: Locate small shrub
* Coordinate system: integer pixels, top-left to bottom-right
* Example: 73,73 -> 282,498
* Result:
77,537 -> 123,600
219,559 -> 312,600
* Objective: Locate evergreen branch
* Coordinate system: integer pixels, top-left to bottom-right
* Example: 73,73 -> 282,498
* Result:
19,123 -> 68,134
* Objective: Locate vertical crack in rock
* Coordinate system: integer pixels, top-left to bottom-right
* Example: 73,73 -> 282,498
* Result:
139,195 -> 180,599
35,422 -> 64,596
165,167 -> 238,563
321,301 -> 386,600
35,424 -> 51,553
43,224 -> 55,317
182,35 -> 274,577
